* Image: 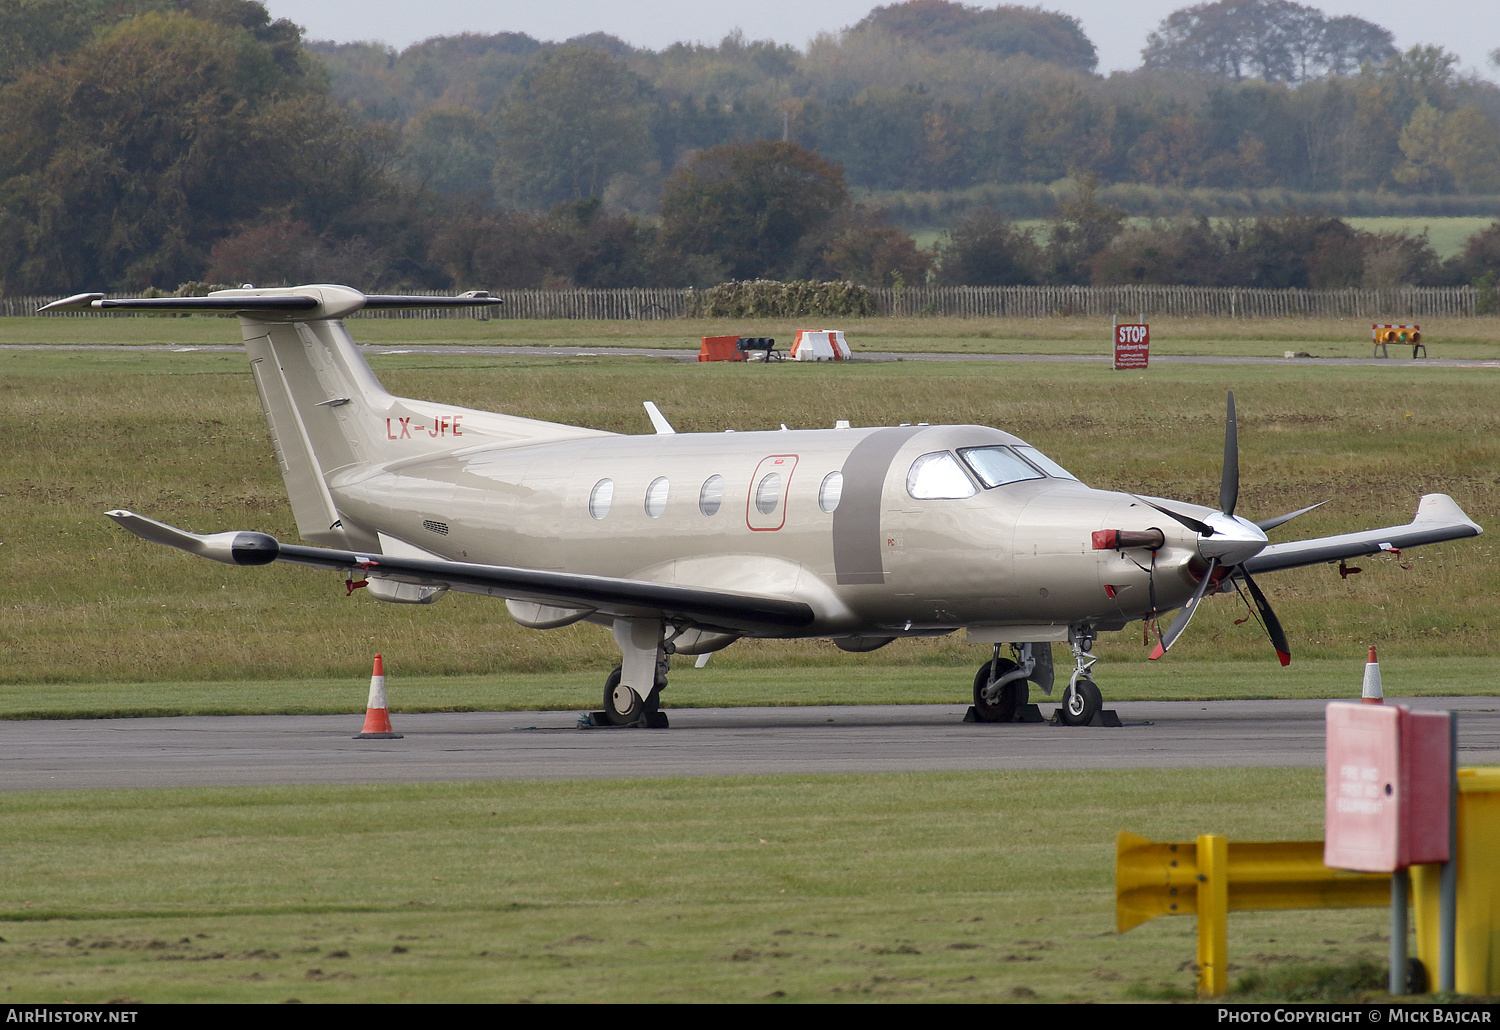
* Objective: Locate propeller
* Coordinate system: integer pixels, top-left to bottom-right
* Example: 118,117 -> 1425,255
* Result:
1147,392 -> 1293,665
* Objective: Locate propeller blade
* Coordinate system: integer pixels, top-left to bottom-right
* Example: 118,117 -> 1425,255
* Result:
1238,571 -> 1290,666
1254,500 -> 1327,533
1220,391 -> 1239,517
1130,495 -> 1214,537
1148,557 -> 1218,660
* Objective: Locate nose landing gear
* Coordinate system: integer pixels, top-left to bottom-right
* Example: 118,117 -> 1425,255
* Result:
1055,625 -> 1120,728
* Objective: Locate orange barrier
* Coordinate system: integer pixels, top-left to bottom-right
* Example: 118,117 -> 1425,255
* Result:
698,335 -> 744,362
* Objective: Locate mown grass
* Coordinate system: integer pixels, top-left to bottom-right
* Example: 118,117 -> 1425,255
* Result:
0,767 -> 1394,1003
0,656 -> 1493,721
1,347 -> 1495,698
7,312 -> 1500,358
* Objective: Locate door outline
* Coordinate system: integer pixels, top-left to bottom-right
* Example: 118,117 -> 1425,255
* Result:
746,454 -> 798,531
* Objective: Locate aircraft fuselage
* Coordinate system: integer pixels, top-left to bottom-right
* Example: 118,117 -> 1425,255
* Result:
329,422 -> 1206,641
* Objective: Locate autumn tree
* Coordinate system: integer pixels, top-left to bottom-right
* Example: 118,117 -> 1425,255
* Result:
491,46 -> 654,209
400,105 -> 499,200
659,141 -> 849,282
1044,178 -> 1126,284
0,0 -> 165,83
1142,1 -> 1394,83
852,1 -> 1097,71
936,208 -> 1040,285
0,5 -> 398,291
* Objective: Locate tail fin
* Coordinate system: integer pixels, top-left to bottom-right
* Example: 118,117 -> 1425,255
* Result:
41,285 -> 611,548
228,287 -> 611,547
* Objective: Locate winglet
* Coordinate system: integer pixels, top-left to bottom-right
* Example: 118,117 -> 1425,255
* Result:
1413,493 -> 1482,533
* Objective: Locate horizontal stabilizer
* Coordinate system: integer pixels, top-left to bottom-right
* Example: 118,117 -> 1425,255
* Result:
40,286 -> 501,320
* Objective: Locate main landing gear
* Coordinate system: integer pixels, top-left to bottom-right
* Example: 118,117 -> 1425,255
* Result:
602,666 -> 668,728
968,628 -> 1120,727
588,617 -> 672,728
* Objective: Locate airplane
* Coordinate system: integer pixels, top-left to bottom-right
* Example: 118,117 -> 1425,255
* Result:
41,284 -> 1484,727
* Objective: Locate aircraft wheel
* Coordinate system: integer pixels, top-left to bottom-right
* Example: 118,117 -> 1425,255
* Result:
1060,678 -> 1102,726
971,657 -> 1024,723
603,667 -> 643,726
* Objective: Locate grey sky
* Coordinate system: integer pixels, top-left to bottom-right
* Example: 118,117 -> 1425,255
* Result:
264,1 -> 1499,79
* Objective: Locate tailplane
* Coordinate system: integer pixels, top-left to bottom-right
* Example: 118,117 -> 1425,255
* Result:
41,285 -> 611,547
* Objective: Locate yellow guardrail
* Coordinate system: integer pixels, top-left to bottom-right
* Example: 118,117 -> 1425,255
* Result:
1116,833 -> 1390,997
1411,767 -> 1500,995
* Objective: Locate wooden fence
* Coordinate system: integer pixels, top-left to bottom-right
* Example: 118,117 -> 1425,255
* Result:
3,284 -> 1491,319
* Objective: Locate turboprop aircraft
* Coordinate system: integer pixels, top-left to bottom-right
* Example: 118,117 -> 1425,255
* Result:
42,285 -> 1483,727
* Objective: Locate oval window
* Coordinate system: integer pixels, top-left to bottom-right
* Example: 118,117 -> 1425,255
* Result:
906,451 -> 977,500
819,471 -> 844,513
699,474 -> 724,516
645,477 -> 669,518
755,472 -> 782,515
588,478 -> 614,520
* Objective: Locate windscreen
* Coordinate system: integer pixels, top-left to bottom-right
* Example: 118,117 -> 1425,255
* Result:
957,446 -> 1046,488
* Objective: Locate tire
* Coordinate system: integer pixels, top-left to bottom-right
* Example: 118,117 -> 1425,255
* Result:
972,658 -> 1024,723
603,667 -> 643,726
1060,677 -> 1102,726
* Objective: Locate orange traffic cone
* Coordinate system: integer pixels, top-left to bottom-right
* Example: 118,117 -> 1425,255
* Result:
354,654 -> 403,738
1361,645 -> 1383,704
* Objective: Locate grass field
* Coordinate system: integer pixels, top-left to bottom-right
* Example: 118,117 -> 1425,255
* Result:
911,216 -> 1496,260
6,312 -> 1500,359
0,768 -> 1398,1003
1,343 -> 1495,699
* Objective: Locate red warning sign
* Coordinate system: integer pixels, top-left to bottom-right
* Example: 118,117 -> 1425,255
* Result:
1114,324 -> 1149,369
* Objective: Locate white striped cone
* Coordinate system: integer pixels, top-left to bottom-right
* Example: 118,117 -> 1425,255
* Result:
355,654 -> 403,738
1361,645 -> 1383,704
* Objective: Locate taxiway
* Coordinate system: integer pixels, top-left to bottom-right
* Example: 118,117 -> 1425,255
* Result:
3,697 -> 1497,791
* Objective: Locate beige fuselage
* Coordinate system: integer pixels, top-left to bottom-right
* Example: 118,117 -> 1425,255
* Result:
329,422 -> 1207,641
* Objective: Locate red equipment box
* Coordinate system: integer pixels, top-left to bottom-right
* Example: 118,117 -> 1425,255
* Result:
1324,702 -> 1451,872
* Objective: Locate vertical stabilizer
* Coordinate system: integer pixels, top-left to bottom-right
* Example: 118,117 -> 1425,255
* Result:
243,318 -> 382,546
231,291 -> 613,549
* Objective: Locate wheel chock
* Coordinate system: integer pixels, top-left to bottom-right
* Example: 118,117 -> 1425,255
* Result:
577,710 -> 670,729
1048,707 -> 1123,727
1016,703 -> 1046,723
962,703 -> 1046,724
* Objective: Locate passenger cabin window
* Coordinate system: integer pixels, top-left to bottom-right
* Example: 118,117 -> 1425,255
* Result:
1014,445 -> 1080,481
699,475 -> 724,516
645,477 -> 669,518
957,446 -> 1046,489
906,451 -> 977,500
819,471 -> 844,513
589,479 -> 614,519
755,472 -> 782,514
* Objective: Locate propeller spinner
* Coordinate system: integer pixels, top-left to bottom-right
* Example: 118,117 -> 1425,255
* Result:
1145,392 -> 1296,666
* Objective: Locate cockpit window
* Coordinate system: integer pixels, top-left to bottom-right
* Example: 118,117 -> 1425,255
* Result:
1013,445 -> 1079,481
957,446 -> 1046,489
906,451 -> 978,499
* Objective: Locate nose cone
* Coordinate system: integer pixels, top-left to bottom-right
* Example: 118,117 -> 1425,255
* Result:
1198,512 -> 1269,566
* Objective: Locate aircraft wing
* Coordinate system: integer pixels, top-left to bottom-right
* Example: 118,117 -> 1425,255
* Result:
106,510 -> 815,635
1240,493 -> 1481,575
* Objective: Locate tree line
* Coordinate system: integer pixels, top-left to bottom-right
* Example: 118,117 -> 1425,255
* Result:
314,0 -> 1500,204
2,1 -> 1499,296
